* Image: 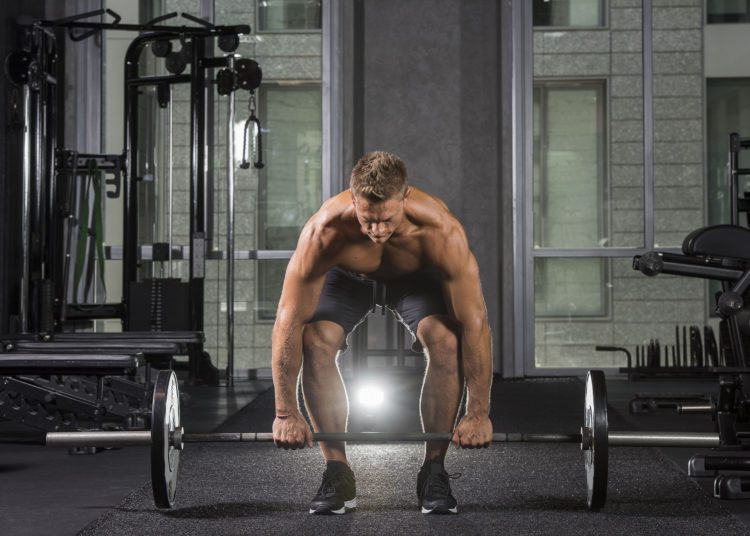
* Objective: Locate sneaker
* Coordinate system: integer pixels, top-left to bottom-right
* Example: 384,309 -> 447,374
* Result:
417,458 -> 459,514
309,461 -> 357,515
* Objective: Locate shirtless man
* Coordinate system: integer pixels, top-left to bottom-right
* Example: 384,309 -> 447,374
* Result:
271,151 -> 493,515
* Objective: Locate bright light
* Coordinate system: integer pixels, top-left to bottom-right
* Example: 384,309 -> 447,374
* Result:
358,385 -> 385,407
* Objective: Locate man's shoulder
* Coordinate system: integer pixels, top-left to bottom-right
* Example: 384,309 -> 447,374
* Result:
407,188 -> 462,234
299,198 -> 358,255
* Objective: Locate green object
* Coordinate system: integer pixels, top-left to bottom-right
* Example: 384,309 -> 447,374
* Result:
73,159 -> 106,302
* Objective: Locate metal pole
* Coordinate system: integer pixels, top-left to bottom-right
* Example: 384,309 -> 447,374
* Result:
226,57 -> 236,387
643,0 -> 655,248
46,430 -> 152,447
20,84 -> 32,332
168,84 -> 174,278
609,431 -> 720,448
43,429 -> 722,448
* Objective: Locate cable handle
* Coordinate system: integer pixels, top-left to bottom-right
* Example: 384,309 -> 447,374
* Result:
241,92 -> 264,169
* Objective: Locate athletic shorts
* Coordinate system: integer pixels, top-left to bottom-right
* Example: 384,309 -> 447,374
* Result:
308,266 -> 448,352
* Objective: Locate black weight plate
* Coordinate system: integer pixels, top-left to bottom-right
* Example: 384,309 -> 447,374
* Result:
236,58 -> 262,91
218,32 -> 240,53
151,370 -> 181,508
165,52 -> 186,75
584,370 -> 608,510
152,39 -> 172,58
4,50 -> 32,85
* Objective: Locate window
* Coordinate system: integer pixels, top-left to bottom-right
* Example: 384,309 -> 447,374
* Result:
707,0 -> 750,23
534,258 -> 608,317
258,0 -> 322,31
533,0 -> 606,28
533,81 -> 608,317
533,82 -> 608,250
257,84 -> 322,318
706,79 -> 750,226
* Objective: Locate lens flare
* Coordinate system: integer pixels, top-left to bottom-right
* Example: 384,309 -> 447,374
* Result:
358,385 -> 385,407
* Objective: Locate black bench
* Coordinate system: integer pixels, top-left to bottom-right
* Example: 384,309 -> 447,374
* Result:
2,339 -> 183,371
0,353 -> 140,376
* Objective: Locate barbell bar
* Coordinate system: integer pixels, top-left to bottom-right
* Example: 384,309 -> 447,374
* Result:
45,429 -> 720,448
41,370 -> 722,510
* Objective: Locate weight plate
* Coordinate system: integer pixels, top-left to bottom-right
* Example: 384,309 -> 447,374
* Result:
151,39 -> 172,58
584,370 -> 608,510
165,51 -> 187,75
218,32 -> 240,53
236,58 -> 262,91
4,50 -> 32,85
151,370 -> 180,508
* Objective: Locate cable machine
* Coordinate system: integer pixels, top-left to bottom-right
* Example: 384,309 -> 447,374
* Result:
4,9 -> 262,383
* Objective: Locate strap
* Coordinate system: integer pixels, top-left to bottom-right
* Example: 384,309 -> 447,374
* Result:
73,159 -> 107,303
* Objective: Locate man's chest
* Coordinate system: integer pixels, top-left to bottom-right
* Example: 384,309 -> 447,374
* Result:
339,239 -> 425,279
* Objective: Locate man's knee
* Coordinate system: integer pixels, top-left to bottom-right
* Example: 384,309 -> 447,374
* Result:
302,321 -> 344,365
417,316 -> 460,363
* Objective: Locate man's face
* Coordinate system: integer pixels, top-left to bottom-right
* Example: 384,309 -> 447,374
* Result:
351,190 -> 409,244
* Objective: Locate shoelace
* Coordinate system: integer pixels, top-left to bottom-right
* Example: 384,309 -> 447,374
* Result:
428,471 -> 462,496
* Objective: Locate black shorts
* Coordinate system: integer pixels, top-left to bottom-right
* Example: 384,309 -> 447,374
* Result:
308,266 -> 447,352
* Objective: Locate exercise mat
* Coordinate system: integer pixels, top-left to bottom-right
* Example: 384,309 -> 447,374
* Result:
79,376 -> 749,535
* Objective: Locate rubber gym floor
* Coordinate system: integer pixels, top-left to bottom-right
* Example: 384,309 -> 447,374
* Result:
2,372 -> 750,535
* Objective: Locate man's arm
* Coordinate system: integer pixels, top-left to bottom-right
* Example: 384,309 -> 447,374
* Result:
271,226 -> 330,449
436,224 -> 493,448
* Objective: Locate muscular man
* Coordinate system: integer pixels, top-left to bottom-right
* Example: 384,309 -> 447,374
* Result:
271,151 -> 493,515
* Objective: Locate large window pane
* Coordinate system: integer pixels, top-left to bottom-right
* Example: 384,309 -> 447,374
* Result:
533,0 -> 606,27
257,84 -> 322,318
258,0 -> 322,31
706,79 -> 750,226
535,258 -> 607,317
533,82 -> 607,249
707,0 -> 750,23
259,84 -> 321,249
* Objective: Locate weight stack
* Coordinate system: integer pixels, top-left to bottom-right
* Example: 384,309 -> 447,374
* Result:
128,279 -> 190,331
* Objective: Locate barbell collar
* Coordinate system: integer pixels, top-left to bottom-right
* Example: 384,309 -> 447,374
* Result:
677,403 -> 714,415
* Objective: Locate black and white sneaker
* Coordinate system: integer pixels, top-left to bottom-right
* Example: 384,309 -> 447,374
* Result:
417,458 -> 459,514
309,461 -> 357,515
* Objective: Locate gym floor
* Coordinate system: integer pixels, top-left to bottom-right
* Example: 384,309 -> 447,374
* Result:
2,374 -> 750,535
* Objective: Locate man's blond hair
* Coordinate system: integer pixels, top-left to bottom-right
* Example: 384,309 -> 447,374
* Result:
350,151 -> 408,201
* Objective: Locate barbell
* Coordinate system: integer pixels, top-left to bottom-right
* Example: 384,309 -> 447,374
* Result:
41,370 -> 721,510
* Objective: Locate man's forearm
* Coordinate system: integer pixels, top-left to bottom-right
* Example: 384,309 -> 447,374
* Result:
461,322 -> 493,415
272,322 -> 304,415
